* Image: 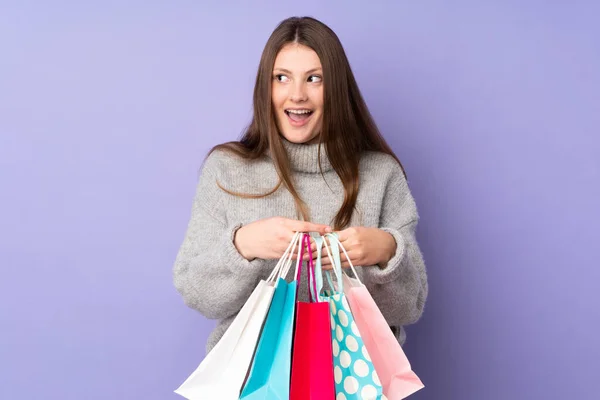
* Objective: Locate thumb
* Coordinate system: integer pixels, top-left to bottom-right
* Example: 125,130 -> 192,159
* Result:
334,227 -> 352,242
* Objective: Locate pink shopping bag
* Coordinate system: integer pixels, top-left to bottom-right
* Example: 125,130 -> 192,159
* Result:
327,233 -> 424,399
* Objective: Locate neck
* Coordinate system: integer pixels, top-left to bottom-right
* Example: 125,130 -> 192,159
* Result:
267,136 -> 333,174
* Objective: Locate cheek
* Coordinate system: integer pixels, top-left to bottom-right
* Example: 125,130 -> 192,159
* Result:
311,88 -> 324,110
271,87 -> 286,109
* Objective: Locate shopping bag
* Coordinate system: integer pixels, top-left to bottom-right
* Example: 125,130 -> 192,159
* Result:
327,233 -> 424,400
174,233 -> 302,400
290,233 -> 335,400
317,234 -> 384,400
239,232 -> 303,399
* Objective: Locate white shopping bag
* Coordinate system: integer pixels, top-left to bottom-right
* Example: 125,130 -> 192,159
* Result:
174,232 -> 302,400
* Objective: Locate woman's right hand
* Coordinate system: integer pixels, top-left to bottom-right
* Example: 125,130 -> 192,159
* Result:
233,217 -> 332,261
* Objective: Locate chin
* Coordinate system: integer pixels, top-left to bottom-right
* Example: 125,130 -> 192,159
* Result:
280,131 -> 319,144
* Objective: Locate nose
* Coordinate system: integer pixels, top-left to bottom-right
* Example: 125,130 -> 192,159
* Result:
289,80 -> 308,102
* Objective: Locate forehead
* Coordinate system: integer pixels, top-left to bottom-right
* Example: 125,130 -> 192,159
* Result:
273,43 -> 322,71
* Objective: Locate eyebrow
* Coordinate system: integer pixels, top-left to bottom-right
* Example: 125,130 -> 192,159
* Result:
273,67 -> 322,74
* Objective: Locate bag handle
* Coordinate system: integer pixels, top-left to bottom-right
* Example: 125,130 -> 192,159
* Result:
295,233 -> 319,302
310,235 -> 325,301
280,231 -> 303,280
322,233 -> 343,292
267,231 -> 301,284
322,233 -> 363,289
326,233 -> 361,283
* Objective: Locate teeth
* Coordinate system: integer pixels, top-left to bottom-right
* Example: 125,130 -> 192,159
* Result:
287,109 -> 312,115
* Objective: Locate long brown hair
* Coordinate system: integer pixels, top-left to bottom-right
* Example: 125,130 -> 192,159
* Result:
208,16 -> 406,230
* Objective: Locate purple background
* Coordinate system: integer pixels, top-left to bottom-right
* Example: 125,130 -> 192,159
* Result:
1,1 -> 599,399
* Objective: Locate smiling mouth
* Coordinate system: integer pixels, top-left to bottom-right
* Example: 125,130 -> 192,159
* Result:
285,109 -> 314,124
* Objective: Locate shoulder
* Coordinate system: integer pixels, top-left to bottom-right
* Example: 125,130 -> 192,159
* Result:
201,148 -> 243,176
199,147 -> 278,192
359,151 -> 418,215
359,151 -> 407,184
200,147 -> 268,177
360,151 -> 400,169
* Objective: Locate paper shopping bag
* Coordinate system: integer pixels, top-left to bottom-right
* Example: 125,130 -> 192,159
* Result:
290,233 -> 335,400
174,233 -> 302,400
327,233 -> 424,400
319,234 -> 384,400
240,233 -> 302,400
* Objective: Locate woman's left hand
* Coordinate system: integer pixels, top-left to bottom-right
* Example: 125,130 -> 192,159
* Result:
317,227 -> 397,269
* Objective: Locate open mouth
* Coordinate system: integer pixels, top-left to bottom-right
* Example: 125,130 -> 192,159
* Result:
285,109 -> 314,126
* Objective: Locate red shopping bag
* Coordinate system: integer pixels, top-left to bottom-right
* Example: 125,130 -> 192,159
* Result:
290,234 -> 335,400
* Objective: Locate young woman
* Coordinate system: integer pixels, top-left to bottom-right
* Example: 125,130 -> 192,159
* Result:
173,16 -> 428,354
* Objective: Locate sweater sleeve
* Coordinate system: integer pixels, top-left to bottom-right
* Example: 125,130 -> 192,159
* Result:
172,153 -> 270,320
360,161 -> 429,328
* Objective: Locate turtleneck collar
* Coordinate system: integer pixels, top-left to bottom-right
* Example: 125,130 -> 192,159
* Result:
266,137 -> 334,174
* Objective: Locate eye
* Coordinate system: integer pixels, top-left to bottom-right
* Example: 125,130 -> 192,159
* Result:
308,75 -> 322,83
274,74 -> 290,82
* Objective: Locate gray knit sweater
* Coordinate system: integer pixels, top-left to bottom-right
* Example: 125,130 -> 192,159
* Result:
173,139 -> 428,354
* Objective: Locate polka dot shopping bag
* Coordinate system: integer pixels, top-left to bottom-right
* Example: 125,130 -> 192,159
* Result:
312,235 -> 386,400
326,233 -> 424,400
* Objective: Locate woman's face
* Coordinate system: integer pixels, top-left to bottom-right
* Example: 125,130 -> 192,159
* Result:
271,43 -> 324,144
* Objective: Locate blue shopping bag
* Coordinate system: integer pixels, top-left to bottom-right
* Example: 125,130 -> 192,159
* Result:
239,233 -> 302,400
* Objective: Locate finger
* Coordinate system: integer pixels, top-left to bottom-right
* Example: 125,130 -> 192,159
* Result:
321,236 -> 338,258
291,236 -> 319,261
291,243 -> 315,260
287,243 -> 300,259
320,253 -> 340,266
320,250 -> 353,266
339,251 -> 350,263
320,242 -> 335,262
290,251 -> 313,260
289,234 -> 309,251
334,236 -> 354,260
287,220 -> 332,234
325,233 -> 351,257
336,227 -> 353,242
304,237 -> 316,258
302,237 -> 317,254
321,259 -> 353,269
